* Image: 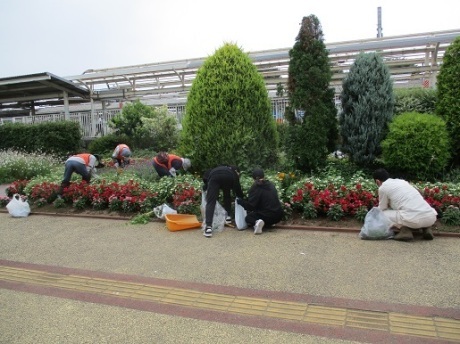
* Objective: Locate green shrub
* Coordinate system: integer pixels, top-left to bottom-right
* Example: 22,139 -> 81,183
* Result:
436,36 -> 460,165
88,134 -> 133,155
180,43 -> 278,172
381,112 -> 450,180
394,88 -> 437,115
440,206 -> 460,226
0,121 -> 81,157
339,52 -> 394,167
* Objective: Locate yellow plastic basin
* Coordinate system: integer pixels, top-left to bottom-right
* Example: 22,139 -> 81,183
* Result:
165,214 -> 202,231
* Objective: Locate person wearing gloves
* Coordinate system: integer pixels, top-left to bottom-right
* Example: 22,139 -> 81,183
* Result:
373,168 -> 436,241
236,168 -> 284,235
59,153 -> 104,195
202,165 -> 244,238
152,152 -> 191,178
112,144 -> 132,169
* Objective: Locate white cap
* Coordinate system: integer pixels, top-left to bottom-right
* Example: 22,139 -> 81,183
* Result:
182,158 -> 191,171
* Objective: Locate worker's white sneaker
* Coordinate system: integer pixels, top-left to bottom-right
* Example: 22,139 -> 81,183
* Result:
254,219 -> 264,235
204,226 -> 213,238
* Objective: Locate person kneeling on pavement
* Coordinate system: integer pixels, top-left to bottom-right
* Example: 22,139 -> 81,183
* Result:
236,168 -> 284,235
373,168 -> 437,241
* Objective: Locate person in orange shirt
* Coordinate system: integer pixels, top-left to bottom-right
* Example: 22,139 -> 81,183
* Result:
152,152 -> 191,178
111,144 -> 132,168
59,153 -> 104,194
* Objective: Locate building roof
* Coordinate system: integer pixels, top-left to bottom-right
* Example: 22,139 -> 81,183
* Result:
0,72 -> 90,114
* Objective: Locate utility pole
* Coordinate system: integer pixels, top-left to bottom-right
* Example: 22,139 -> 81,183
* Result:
377,6 -> 383,38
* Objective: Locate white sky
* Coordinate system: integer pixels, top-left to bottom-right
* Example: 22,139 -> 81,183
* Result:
0,0 -> 458,78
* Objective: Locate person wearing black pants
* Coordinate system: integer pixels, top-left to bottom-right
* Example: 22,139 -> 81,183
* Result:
203,165 -> 244,238
236,168 -> 284,235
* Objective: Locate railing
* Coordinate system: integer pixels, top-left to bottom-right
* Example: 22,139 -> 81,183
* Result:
0,99 -> 292,139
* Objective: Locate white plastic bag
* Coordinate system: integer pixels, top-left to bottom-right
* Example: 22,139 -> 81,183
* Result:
6,194 -> 31,218
201,192 -> 226,232
153,203 -> 177,220
359,207 -> 394,240
235,198 -> 248,230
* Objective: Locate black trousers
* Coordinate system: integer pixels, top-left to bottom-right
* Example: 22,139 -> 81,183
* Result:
245,211 -> 283,227
205,180 -> 232,227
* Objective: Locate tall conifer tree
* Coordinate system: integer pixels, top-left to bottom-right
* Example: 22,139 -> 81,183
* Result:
286,15 -> 338,171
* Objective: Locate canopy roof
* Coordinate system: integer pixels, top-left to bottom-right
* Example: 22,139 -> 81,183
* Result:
0,72 -> 90,113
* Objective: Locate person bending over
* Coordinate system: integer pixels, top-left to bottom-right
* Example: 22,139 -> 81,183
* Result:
202,165 -> 244,238
373,168 -> 436,241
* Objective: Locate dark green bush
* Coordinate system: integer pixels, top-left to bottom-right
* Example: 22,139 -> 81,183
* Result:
87,134 -> 133,155
180,43 -> 278,172
339,52 -> 394,167
394,88 -> 437,115
440,206 -> 460,226
0,121 -> 81,157
381,112 -> 450,180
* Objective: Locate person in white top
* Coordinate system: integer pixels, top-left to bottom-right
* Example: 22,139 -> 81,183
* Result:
373,168 -> 437,241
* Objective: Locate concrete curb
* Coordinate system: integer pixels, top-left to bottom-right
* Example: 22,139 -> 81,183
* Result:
1,209 -> 459,238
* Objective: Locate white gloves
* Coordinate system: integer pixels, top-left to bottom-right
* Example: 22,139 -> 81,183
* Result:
169,167 -> 177,177
114,162 -> 119,168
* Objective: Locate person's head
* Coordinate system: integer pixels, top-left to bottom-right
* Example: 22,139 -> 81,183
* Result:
228,165 -> 240,176
182,158 -> 191,171
373,168 -> 389,186
252,168 -> 265,180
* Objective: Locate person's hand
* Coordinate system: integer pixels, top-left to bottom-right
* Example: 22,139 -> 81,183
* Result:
169,167 -> 177,177
114,162 -> 119,168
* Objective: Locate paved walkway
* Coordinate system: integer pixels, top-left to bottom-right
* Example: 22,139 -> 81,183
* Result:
1,211 -> 459,343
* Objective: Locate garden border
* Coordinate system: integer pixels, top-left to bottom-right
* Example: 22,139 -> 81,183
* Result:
1,209 -> 459,238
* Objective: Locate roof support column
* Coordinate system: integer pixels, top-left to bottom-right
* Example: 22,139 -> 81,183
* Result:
63,91 -> 70,120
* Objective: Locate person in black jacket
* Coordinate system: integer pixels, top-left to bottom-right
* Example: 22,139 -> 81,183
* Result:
237,168 -> 284,235
203,165 -> 244,238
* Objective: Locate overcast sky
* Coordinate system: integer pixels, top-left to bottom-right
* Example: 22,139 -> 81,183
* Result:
0,0 -> 458,78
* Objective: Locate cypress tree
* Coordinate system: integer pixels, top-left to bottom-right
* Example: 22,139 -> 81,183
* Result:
286,15 -> 338,171
179,43 -> 278,172
436,36 -> 460,165
339,52 -> 394,166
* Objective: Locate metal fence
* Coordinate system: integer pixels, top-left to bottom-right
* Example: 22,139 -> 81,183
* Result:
0,99 -> 291,139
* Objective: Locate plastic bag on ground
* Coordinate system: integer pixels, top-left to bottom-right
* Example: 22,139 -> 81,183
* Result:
201,192 -> 226,232
153,203 -> 177,220
234,198 -> 248,230
359,207 -> 394,240
6,194 -> 31,218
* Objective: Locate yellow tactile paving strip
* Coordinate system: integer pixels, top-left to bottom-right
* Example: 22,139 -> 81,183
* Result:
1,266 -> 459,342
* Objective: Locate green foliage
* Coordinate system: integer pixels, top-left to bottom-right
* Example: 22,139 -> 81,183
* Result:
339,52 -> 394,167
436,36 -> 460,165
327,204 -> 344,221
109,101 -> 179,150
87,134 -> 133,155
354,206 -> 368,223
302,201 -> 318,219
394,88 -> 437,115
179,43 -> 278,172
286,15 -> 338,171
0,121 -> 81,157
381,112 -> 450,180
440,206 -> 460,226
139,105 -> 179,151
